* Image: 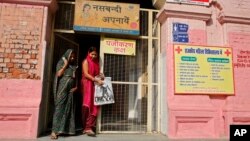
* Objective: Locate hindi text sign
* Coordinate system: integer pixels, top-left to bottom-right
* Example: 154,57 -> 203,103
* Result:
102,37 -> 136,56
74,0 -> 139,35
174,44 -> 234,95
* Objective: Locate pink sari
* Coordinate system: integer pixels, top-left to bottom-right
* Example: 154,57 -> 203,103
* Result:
81,53 -> 100,131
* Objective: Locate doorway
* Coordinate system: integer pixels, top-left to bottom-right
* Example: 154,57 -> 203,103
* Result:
40,0 -> 161,135
45,33 -> 101,133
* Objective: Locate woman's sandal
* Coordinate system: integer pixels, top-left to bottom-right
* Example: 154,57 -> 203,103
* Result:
50,132 -> 58,140
85,130 -> 96,137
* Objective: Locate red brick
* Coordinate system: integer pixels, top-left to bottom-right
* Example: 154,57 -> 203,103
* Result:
14,64 -> 22,68
7,63 -> 14,68
15,44 -> 23,49
4,53 -> 8,58
0,63 -> 6,67
24,44 -> 31,49
31,31 -> 40,36
29,40 -> 39,45
5,73 -> 14,78
11,59 -> 27,64
32,45 -> 38,49
12,68 -> 23,77
23,54 -> 31,59
25,35 -> 33,40
28,69 -> 36,74
11,49 -> 22,53
0,73 -> 6,78
8,53 -> 15,58
9,44 -> 15,48
15,54 -> 23,59
5,48 -> 11,53
12,40 -> 23,44
14,30 -> 21,36
2,44 -> 9,48
0,48 -> 5,53
6,73 -> 13,79
31,64 -> 36,69
22,50 -> 28,54
2,68 -> 9,73
10,35 -> 17,39
4,58 -> 11,63
23,40 -> 29,44
22,64 -> 30,69
21,30 -> 30,35
31,54 -> 36,59
35,36 -> 40,41
29,50 -> 38,54
28,59 -> 38,64
19,73 -> 30,79
0,58 -> 3,62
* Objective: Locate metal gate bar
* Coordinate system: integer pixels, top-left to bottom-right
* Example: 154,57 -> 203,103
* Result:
99,9 -> 160,133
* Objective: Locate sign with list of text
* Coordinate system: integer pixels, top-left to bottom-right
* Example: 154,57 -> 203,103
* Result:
174,44 -> 234,95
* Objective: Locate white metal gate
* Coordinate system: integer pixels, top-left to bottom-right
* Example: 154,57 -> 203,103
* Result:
98,9 -> 160,133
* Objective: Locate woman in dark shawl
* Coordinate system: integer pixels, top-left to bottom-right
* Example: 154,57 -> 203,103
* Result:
51,49 -> 78,139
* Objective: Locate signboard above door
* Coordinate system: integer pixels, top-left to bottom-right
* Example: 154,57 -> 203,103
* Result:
101,37 -> 136,56
74,0 -> 140,35
166,0 -> 209,6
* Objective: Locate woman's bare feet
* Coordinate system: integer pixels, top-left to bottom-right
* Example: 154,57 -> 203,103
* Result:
50,132 -> 58,140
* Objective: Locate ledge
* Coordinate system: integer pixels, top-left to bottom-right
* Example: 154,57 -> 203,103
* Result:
1,0 -> 58,12
2,0 -> 50,5
218,11 -> 250,24
157,3 -> 212,23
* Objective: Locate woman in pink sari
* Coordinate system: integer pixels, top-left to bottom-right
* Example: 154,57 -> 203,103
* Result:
81,46 -> 104,137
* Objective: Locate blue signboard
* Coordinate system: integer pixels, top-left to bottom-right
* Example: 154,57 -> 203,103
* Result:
173,23 -> 188,33
173,34 -> 189,42
173,22 -> 189,43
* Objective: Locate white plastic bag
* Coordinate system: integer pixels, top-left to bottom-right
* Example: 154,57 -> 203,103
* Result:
94,77 -> 115,105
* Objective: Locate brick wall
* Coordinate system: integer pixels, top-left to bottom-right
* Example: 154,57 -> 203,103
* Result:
0,3 -> 44,79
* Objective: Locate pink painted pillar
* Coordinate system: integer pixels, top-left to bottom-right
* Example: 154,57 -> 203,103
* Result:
217,0 -> 250,137
157,0 -> 250,139
156,1 -> 250,139
0,1 -> 57,139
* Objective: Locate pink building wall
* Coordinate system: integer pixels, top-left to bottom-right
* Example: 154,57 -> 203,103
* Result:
0,0 -> 56,139
157,0 -> 250,139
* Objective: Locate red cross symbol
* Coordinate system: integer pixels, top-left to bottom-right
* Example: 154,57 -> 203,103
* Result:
224,49 -> 231,56
175,46 -> 182,54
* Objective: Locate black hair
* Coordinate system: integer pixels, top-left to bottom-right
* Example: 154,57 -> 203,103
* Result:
71,50 -> 76,55
88,46 -> 97,53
